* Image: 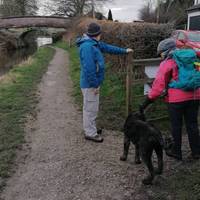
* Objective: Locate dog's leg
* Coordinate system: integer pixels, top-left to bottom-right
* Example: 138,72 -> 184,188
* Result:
135,144 -> 141,164
120,135 -> 130,161
154,143 -> 163,175
140,146 -> 154,185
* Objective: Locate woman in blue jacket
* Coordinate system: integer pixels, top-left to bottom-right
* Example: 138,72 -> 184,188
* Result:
76,22 -> 133,142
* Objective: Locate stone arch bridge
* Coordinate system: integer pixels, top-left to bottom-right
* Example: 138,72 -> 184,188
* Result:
0,16 -> 72,29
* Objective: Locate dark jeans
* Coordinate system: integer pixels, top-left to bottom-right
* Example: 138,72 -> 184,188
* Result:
168,100 -> 200,156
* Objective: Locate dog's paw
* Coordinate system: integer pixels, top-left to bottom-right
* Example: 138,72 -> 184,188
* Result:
142,176 -> 153,185
120,155 -> 127,161
135,159 -> 142,164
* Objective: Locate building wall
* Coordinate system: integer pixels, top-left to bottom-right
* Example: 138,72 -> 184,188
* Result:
195,0 -> 200,5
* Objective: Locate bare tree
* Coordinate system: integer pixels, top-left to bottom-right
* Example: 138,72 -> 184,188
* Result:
0,0 -> 18,16
139,0 -> 194,27
42,0 -> 111,17
16,0 -> 38,16
139,1 -> 156,23
0,0 -> 38,16
158,0 -> 194,25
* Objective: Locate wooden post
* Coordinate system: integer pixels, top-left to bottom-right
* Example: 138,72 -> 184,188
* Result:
68,38 -> 71,48
126,54 -> 133,116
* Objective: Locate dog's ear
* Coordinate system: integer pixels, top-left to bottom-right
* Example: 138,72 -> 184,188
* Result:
134,111 -> 146,121
140,112 -> 146,121
125,112 -> 146,124
124,113 -> 134,124
124,113 -> 135,132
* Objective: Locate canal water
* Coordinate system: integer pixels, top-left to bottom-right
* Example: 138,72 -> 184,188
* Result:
0,37 -> 53,76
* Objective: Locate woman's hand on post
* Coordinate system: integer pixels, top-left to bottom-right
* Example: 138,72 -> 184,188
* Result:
126,48 -> 133,53
139,97 -> 153,113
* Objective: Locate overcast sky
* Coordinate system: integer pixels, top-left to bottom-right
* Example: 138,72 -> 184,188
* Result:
38,0 -> 146,22
102,0 -> 146,22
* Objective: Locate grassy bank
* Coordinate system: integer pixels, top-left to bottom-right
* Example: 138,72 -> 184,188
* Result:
0,47 -> 55,190
54,41 -> 169,130
151,161 -> 200,200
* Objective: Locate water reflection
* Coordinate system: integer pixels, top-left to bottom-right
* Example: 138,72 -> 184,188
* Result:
0,46 -> 37,76
0,37 -> 52,77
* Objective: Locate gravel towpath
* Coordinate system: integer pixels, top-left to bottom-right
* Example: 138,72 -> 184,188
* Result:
1,48 -> 186,200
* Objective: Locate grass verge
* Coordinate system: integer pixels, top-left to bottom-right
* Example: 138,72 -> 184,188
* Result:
0,47 -> 55,190
150,161 -> 200,200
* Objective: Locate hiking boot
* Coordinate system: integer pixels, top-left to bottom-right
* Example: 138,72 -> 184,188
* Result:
165,148 -> 182,161
85,134 -> 104,143
97,129 -> 102,135
187,153 -> 200,161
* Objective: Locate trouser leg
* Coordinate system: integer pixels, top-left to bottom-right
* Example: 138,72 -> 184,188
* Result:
81,88 -> 99,137
184,100 -> 200,155
168,102 -> 184,157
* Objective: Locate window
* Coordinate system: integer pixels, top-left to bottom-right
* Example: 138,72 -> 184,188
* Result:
190,16 -> 200,30
188,32 -> 200,42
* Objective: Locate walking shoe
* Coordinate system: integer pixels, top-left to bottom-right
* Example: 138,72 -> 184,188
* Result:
85,134 -> 104,143
165,148 -> 182,160
97,129 -> 102,134
187,153 -> 200,160
192,154 -> 200,159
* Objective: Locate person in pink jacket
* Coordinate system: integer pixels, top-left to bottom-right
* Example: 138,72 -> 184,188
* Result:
140,38 -> 200,161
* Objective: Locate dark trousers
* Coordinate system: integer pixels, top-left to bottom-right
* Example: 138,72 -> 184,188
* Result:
168,100 -> 200,156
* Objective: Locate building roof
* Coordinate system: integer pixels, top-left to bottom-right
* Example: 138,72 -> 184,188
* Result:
187,4 -> 200,12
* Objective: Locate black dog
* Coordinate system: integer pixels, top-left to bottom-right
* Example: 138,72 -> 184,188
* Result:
120,112 -> 164,185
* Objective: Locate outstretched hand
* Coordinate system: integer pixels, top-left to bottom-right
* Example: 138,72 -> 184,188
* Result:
126,48 -> 133,53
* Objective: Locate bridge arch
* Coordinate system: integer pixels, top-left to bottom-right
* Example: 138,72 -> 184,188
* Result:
19,28 -> 52,39
0,16 -> 72,29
